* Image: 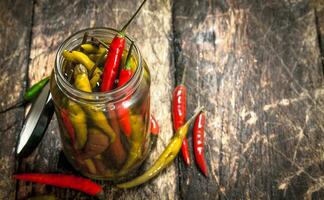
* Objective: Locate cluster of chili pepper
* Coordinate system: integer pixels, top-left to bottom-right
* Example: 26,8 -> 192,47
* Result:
15,0 -> 208,195
14,108 -> 201,193
59,36 -> 146,176
16,0 -> 154,185
115,78 -> 208,188
52,0 -> 151,178
171,65 -> 208,175
117,108 -> 203,188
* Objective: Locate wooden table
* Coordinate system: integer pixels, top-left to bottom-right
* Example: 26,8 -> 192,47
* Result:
1,0 -> 324,199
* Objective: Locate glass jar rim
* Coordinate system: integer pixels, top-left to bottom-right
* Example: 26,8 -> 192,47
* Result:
54,27 -> 143,104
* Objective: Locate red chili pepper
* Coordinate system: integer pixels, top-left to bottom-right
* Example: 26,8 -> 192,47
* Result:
115,42 -> 134,137
150,115 -> 159,135
14,173 -> 103,196
118,69 -> 133,86
172,85 -> 187,130
100,0 -> 147,92
60,109 -> 75,144
172,65 -> 190,165
193,112 -> 207,176
100,35 -> 125,91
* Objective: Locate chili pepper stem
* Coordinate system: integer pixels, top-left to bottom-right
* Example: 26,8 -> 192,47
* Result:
124,41 -> 134,69
117,41 -> 134,82
120,0 -> 148,33
180,64 -> 188,85
81,32 -> 89,45
93,37 -> 110,49
89,51 -> 106,78
179,107 -> 204,139
101,0 -> 146,92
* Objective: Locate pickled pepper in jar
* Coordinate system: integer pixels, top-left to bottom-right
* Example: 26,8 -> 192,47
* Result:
50,28 -> 151,180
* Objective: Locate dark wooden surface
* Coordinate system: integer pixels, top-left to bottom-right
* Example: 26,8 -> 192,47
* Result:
1,0 -> 324,199
0,0 -> 33,199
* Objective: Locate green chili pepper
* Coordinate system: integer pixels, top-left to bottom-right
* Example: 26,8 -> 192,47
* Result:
117,108 -> 203,189
24,76 -> 50,101
117,115 -> 145,176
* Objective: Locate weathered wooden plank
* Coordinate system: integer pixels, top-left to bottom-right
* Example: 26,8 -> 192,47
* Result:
17,0 -> 174,199
173,0 -> 324,199
311,0 -> 324,68
0,0 -> 33,199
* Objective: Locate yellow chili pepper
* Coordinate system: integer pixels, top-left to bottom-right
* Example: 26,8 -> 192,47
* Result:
89,52 -> 106,88
88,54 -> 103,62
81,44 -> 106,54
130,56 -> 138,73
84,159 -> 97,174
73,66 -> 116,144
74,64 -> 91,92
117,108 -> 203,189
87,108 -> 116,143
117,115 -> 145,175
63,50 -> 94,70
62,50 -> 102,88
67,100 -> 87,150
89,73 -> 101,89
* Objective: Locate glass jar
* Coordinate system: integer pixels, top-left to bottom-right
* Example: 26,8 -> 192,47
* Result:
50,28 -> 151,180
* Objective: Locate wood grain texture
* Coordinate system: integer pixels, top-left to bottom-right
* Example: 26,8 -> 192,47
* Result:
0,0 -> 33,199
311,0 -> 324,70
173,0 -> 324,199
1,0 -> 323,199
17,0 -> 175,199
